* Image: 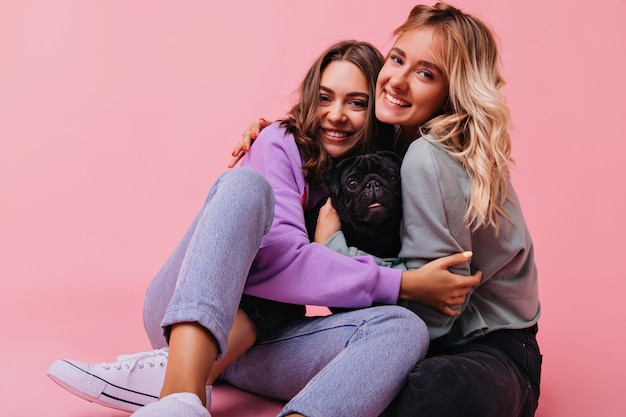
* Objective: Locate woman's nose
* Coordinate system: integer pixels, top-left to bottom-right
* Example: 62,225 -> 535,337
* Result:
327,102 -> 346,122
388,69 -> 409,90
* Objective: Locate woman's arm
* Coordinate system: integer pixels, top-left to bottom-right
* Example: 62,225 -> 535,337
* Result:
239,123 -> 402,309
315,185 -> 481,316
398,137 -> 481,336
229,118 -> 273,168
399,255 -> 481,316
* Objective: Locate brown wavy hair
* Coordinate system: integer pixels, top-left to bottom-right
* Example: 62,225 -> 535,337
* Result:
280,40 -> 394,187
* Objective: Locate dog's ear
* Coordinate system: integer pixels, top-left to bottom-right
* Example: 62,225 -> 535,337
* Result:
322,164 -> 343,197
377,150 -> 402,167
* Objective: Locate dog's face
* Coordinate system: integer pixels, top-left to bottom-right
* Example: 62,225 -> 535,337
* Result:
323,151 -> 402,235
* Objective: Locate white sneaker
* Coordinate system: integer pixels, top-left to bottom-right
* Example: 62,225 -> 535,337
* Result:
132,392 -> 211,417
47,348 -> 169,412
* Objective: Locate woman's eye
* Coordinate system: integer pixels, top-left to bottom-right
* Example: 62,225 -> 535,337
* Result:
390,55 -> 403,65
350,100 -> 368,108
418,70 -> 434,80
319,94 -> 331,103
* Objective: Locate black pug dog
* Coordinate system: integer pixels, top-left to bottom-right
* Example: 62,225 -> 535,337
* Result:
305,150 -> 403,259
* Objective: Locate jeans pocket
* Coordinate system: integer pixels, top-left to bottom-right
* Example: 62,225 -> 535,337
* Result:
501,327 -> 542,394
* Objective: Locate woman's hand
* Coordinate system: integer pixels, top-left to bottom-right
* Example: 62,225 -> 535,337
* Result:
314,198 -> 342,244
228,118 -> 273,168
399,251 -> 482,316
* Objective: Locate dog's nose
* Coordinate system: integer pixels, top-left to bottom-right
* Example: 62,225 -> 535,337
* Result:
366,179 -> 380,191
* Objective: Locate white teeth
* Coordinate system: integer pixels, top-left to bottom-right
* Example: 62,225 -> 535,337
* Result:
324,129 -> 350,138
385,92 -> 410,107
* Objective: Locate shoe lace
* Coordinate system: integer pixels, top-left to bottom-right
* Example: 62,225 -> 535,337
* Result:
100,348 -> 169,372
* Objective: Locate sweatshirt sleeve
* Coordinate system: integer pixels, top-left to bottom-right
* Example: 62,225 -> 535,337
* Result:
398,137 -> 474,337
399,137 -> 472,271
325,231 -> 407,270
240,123 -> 401,308
400,137 -> 540,343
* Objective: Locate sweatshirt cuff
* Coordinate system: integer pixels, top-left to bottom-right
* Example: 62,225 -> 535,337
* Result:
326,231 -> 403,305
373,265 -> 402,305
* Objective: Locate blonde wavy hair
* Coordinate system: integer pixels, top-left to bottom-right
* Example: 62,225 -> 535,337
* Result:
395,3 -> 513,233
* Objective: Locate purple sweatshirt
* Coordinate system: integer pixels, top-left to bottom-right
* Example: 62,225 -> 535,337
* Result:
239,122 -> 401,308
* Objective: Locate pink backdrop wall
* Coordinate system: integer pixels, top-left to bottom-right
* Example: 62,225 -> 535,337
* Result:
1,1 -> 625,416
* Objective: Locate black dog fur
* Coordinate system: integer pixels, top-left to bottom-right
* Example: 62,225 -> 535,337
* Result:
305,151 -> 403,258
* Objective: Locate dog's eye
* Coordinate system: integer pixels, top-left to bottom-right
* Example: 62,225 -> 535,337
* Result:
346,178 -> 358,191
388,174 -> 399,183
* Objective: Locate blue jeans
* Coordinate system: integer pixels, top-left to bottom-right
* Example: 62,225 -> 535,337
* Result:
143,168 -> 430,417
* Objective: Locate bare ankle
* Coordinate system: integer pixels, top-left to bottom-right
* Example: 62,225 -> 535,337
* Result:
160,322 -> 219,406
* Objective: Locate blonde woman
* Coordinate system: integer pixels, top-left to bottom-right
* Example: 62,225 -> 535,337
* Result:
332,4 -> 541,416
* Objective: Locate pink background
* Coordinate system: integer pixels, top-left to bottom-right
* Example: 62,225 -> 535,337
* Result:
1,1 -> 625,416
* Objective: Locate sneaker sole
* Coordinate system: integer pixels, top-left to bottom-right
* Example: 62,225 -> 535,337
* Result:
48,359 -> 158,412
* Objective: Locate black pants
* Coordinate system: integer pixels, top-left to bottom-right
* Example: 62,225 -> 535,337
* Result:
239,294 -> 305,341
384,325 -> 542,417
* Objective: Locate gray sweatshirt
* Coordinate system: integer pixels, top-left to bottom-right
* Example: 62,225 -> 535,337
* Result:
327,135 -> 540,345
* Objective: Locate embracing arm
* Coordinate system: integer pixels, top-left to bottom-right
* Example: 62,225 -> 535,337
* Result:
242,126 -> 481,315
229,118 -> 273,168
315,192 -> 481,316
397,137 -> 484,335
399,254 -> 481,316
239,123 -> 401,308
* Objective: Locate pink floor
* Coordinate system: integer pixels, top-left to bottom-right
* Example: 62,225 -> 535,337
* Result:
0,276 -> 607,417
3,281 -> 285,417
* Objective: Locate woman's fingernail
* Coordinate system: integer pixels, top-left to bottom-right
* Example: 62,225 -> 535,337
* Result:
259,117 -> 266,123
242,145 -> 248,152
462,251 -> 473,258
251,132 -> 257,139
